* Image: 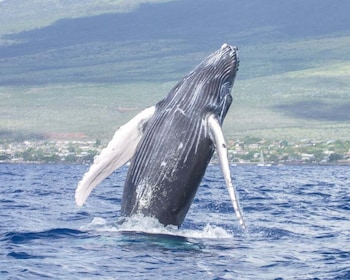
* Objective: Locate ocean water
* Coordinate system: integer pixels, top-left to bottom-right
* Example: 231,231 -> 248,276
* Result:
0,163 -> 349,280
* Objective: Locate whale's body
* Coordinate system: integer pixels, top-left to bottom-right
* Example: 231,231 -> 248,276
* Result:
75,44 -> 246,229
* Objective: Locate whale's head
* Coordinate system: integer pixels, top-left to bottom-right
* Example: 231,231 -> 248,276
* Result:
202,43 -> 239,75
166,43 -> 239,124
199,43 -> 239,123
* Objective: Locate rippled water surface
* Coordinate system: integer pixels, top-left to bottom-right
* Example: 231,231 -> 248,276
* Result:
0,164 -> 349,279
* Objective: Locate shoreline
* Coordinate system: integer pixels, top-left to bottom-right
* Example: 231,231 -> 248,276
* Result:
1,138 -> 349,165
1,160 -> 349,166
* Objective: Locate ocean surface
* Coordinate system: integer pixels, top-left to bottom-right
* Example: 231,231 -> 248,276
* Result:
0,163 -> 349,279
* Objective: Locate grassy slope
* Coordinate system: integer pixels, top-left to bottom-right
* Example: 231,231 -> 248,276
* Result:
1,35 -> 350,142
1,1 -> 350,143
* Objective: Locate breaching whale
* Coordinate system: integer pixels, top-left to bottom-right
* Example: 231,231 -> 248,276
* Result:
75,43 -> 246,229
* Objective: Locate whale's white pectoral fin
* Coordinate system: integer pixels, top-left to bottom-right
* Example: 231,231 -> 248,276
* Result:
208,114 -> 246,230
75,106 -> 156,207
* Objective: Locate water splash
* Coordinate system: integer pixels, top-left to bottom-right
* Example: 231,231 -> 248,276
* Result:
80,215 -> 234,239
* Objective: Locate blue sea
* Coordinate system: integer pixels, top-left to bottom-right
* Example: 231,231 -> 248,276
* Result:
0,163 -> 349,279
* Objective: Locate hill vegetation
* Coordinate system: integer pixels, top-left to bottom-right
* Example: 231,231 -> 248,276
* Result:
0,0 -> 349,150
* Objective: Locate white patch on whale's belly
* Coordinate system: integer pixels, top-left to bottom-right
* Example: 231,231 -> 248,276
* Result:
135,182 -> 154,210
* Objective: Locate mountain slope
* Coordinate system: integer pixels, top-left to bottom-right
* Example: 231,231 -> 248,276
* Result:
0,0 -> 350,141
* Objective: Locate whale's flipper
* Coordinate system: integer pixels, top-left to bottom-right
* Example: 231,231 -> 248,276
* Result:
208,114 -> 246,230
75,106 -> 156,207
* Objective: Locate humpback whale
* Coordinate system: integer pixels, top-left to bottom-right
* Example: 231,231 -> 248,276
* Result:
75,43 -> 246,229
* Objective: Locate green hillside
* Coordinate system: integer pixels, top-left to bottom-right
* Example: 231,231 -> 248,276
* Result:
1,0 -> 350,143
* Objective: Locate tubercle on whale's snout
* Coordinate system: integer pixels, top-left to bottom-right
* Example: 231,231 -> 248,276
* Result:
221,43 -> 230,50
220,43 -> 238,56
